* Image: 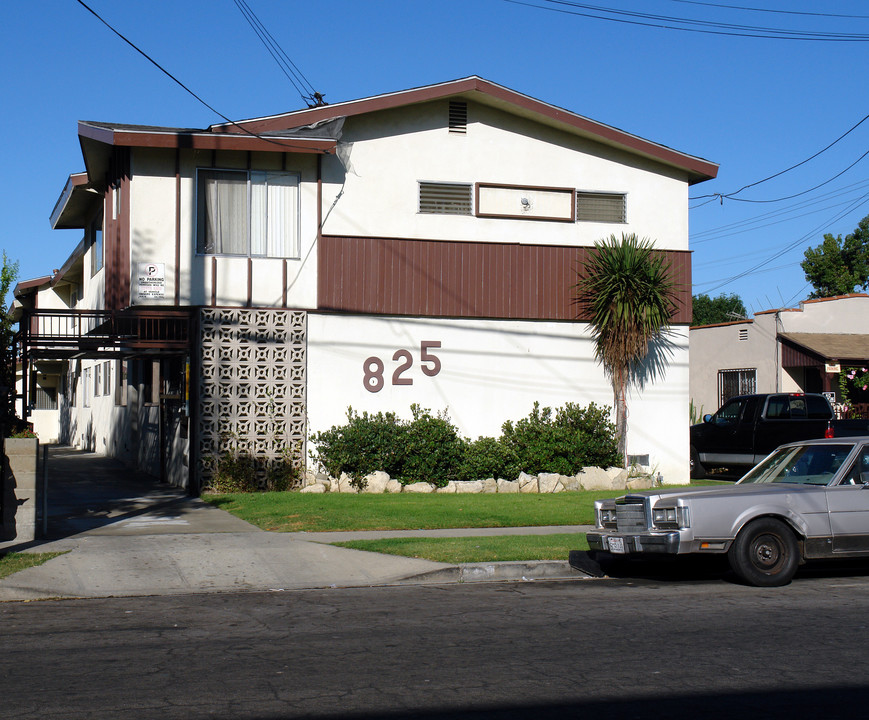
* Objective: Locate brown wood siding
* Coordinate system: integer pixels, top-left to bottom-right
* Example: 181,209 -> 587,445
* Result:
318,236 -> 692,324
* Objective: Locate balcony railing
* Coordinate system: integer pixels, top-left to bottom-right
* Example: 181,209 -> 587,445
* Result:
18,309 -> 192,358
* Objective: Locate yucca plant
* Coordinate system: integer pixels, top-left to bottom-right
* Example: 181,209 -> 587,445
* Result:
575,233 -> 678,465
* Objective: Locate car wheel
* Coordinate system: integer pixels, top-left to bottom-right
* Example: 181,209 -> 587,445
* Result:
690,446 -> 706,479
728,518 -> 799,587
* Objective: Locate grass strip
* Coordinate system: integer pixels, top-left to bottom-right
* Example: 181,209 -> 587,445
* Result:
0,552 -> 66,580
332,533 -> 591,564
203,480 -> 726,533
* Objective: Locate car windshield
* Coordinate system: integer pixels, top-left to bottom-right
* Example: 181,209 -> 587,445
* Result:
739,444 -> 854,486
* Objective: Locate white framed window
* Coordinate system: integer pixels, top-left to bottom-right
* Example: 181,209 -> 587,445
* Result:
83,367 -> 91,408
196,168 -> 300,258
94,364 -> 102,397
90,210 -> 104,276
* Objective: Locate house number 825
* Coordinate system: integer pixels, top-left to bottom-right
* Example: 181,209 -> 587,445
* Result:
363,341 -> 442,393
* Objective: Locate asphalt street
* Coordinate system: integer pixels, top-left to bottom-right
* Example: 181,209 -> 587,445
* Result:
4,570 -> 869,720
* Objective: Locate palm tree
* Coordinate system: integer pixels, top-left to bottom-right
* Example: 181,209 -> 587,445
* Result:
575,233 -> 678,465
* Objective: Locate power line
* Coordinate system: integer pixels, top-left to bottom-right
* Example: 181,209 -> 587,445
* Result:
232,0 -> 325,108
76,0 -> 328,153
668,0 -> 869,21
503,0 -> 869,41
691,112 -> 869,203
694,191 -> 869,293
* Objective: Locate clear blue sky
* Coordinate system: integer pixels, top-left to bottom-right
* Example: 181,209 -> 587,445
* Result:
3,0 -> 868,316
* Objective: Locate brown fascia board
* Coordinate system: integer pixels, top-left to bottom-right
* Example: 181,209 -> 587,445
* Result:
50,172 -> 96,230
690,318 -> 753,330
77,121 -> 336,156
13,276 -> 53,298
51,236 -> 88,288
211,76 -> 719,185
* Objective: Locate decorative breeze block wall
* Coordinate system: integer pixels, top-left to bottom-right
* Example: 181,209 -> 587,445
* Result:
197,308 -> 307,487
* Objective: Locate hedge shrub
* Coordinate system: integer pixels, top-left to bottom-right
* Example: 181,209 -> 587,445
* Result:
310,401 -> 622,486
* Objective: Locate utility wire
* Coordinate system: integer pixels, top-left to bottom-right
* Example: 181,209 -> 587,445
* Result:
668,0 -> 869,20
76,0 -> 329,152
695,191 -> 869,293
691,112 -> 869,202
232,0 -> 325,107
504,0 -> 869,41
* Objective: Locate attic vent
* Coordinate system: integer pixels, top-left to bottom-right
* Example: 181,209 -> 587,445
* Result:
449,101 -> 468,133
576,192 -> 626,223
738,328 -> 749,341
419,182 -> 473,215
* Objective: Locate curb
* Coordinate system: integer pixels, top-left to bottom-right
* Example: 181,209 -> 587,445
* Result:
403,560 -> 598,585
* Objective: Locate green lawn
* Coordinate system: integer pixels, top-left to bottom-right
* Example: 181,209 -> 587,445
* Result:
0,552 -> 66,580
334,533 -> 591,563
202,488 -> 631,532
203,481 -> 726,563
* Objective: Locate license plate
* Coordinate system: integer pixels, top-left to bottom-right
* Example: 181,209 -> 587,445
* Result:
608,536 -> 626,554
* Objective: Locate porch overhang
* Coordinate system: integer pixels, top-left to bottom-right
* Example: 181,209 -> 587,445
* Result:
779,333 -> 869,367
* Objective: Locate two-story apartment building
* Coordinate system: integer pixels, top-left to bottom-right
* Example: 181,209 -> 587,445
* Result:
16,77 -> 718,490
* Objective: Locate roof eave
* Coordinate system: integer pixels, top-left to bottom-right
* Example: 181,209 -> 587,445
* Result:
210,76 -> 718,184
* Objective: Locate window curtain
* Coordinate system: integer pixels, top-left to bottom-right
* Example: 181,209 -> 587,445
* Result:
198,170 -> 248,254
250,171 -> 298,258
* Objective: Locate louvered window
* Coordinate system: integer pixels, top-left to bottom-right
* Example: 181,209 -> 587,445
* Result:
576,192 -> 626,223
419,182 -> 473,215
449,101 -> 467,133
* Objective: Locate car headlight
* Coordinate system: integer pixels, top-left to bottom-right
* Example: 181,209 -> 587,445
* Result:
598,507 -> 617,529
652,506 -> 689,529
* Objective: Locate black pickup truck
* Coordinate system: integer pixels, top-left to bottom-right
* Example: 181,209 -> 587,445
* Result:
690,393 -> 869,478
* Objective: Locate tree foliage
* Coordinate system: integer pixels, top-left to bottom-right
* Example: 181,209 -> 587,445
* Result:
0,251 -> 20,432
691,292 -> 748,326
801,214 -> 869,299
575,233 -> 677,464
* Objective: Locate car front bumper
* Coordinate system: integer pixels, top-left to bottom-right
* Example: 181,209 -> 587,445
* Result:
586,531 -> 681,555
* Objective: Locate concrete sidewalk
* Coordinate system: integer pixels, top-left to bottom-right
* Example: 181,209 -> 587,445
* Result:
0,447 -> 595,601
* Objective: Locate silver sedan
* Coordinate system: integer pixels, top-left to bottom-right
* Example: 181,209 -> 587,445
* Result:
587,437 -> 869,586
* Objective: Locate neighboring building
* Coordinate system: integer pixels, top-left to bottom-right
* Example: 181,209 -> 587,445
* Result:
690,294 -> 869,417
16,77 -> 718,490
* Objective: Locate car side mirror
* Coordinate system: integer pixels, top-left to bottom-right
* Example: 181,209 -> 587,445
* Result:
703,414 -> 713,424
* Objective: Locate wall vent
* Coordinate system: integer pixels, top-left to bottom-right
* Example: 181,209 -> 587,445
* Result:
449,100 -> 468,133
576,192 -> 626,223
738,328 -> 749,341
419,182 -> 473,215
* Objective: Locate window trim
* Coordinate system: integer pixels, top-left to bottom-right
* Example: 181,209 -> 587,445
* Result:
195,167 -> 302,259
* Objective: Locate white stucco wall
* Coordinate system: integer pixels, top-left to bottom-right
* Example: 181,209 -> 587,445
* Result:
128,148 -> 320,309
307,313 -> 690,484
320,100 -> 690,251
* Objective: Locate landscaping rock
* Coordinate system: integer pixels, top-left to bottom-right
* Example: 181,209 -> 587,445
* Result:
385,479 -> 403,494
608,468 -> 630,489
482,478 -> 498,494
561,475 -> 581,492
627,475 -> 654,490
518,472 -> 539,493
456,480 -> 483,494
403,482 -> 435,494
577,466 -> 615,491
497,479 -> 519,493
538,473 -> 566,493
336,473 -> 359,494
436,482 -> 457,494
361,471 -> 391,494
300,483 -> 327,494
